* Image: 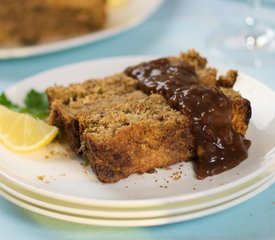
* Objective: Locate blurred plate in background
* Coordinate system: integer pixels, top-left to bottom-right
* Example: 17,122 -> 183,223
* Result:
0,0 -> 164,59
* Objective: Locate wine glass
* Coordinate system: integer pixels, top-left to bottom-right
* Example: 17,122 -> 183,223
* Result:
208,0 -> 275,67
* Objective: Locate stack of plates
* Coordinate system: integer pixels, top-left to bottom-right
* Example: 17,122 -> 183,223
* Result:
1,165 -> 274,227
1,57 -> 275,227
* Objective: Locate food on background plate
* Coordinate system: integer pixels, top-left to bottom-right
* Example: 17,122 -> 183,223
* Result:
47,49 -> 251,183
0,0 -> 106,46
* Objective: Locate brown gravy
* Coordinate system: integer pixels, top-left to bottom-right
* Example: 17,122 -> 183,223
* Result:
125,58 -> 251,179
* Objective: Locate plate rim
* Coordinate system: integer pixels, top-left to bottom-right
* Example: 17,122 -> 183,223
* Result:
1,170 -> 274,218
1,175 -> 274,227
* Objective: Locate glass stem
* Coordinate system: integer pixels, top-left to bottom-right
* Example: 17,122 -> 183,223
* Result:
246,0 -> 260,28
245,0 -> 261,49
245,0 -> 274,49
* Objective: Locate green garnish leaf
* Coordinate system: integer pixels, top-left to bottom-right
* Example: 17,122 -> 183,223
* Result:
0,90 -> 49,119
84,159 -> 90,167
23,90 -> 49,119
0,93 -> 21,112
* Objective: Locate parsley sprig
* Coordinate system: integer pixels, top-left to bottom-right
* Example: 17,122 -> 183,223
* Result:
0,90 -> 49,119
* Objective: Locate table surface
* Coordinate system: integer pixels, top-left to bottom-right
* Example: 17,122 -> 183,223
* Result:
1,0 -> 274,239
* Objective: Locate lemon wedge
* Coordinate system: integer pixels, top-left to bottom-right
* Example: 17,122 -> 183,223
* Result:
0,105 -> 58,152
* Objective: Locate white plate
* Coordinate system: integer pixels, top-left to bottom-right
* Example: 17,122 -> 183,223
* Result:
1,169 -> 274,219
0,0 -> 164,59
1,56 -> 275,208
1,175 -> 274,227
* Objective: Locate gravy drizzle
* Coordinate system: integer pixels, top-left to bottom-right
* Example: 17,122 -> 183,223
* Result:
125,58 -> 251,179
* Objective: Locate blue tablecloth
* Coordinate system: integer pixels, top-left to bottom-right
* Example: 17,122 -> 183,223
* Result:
1,1 -> 274,239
